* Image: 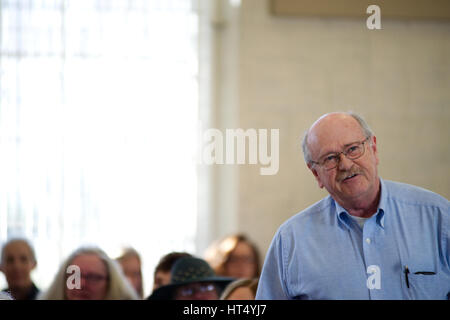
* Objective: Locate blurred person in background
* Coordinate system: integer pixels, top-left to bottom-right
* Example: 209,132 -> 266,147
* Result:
148,256 -> 233,300
204,234 -> 261,279
152,251 -> 192,292
115,247 -> 144,298
38,247 -> 139,300
220,278 -> 259,300
0,238 -> 40,300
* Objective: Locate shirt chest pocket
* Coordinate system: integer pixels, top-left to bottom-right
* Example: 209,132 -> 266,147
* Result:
408,272 -> 447,299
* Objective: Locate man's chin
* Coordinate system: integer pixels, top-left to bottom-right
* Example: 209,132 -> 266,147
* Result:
338,182 -> 367,196
334,178 -> 380,205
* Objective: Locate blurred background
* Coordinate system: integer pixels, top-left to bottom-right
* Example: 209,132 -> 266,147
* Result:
0,0 -> 449,298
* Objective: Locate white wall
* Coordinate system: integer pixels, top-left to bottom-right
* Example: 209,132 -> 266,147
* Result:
204,0 -> 450,260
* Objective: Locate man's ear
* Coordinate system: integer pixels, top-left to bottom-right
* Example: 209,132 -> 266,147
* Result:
370,135 -> 379,165
307,163 -> 324,189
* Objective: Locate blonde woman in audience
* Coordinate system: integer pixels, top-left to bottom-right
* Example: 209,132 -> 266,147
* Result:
38,247 -> 139,300
220,278 -> 259,300
204,234 -> 261,279
115,247 -> 144,298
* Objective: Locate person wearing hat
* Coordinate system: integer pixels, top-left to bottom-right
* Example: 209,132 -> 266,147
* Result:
147,256 -> 234,300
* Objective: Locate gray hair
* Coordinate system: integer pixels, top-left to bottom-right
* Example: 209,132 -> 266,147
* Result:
301,112 -> 374,165
115,246 -> 144,298
37,247 -> 140,300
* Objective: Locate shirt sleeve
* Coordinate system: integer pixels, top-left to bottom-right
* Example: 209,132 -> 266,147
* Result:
443,201 -> 450,300
255,230 -> 290,300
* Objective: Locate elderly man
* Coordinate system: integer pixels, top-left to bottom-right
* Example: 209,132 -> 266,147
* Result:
256,112 -> 449,300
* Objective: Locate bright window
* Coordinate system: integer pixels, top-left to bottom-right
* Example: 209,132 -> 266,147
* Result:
0,0 -> 198,297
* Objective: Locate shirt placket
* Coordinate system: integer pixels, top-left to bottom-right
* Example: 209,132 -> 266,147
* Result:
361,217 -> 383,299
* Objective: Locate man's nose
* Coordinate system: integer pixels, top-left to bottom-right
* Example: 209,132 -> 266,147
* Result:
337,153 -> 353,170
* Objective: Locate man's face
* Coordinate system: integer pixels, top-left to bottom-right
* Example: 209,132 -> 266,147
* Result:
0,241 -> 36,289
307,114 -> 380,207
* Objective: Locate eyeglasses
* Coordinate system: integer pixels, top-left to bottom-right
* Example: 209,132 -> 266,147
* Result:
80,273 -> 109,284
311,137 -> 370,170
175,283 -> 217,298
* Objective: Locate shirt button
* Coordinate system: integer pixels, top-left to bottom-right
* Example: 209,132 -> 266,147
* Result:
366,238 -> 371,244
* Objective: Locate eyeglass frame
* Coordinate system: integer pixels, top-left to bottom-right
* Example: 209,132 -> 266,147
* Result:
310,136 -> 371,170
80,273 -> 109,284
65,272 -> 109,285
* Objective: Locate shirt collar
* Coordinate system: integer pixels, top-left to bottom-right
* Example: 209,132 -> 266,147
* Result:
335,178 -> 386,230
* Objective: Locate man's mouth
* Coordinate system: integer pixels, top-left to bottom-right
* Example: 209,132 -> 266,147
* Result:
342,173 -> 358,182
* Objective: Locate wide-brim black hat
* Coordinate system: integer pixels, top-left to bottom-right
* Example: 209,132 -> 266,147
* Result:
148,256 -> 234,300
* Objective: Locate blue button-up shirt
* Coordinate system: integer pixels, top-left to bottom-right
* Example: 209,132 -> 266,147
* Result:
255,179 -> 450,299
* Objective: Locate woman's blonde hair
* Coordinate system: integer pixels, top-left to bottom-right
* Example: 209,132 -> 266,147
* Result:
38,247 -> 139,300
219,278 -> 259,300
115,247 -> 144,298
